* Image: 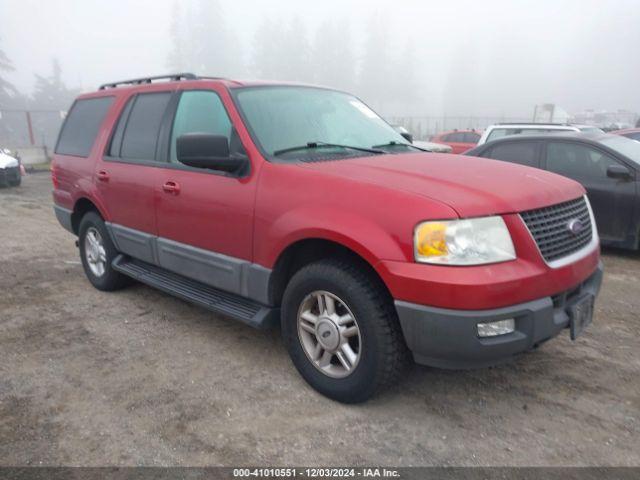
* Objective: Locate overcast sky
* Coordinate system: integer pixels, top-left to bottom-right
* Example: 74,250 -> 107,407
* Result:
1,0 -> 639,117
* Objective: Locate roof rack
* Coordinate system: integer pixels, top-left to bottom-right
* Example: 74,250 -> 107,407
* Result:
98,73 -> 198,90
494,122 -> 571,126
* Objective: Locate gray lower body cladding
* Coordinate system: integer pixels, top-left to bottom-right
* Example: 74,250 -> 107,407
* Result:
395,263 -> 603,369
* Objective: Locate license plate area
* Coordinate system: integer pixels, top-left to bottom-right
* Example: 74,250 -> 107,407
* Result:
569,294 -> 594,340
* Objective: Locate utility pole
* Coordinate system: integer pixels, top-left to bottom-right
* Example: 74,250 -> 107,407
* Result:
25,111 -> 35,146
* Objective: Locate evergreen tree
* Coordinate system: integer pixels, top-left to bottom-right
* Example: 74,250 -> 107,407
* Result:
358,13 -> 392,111
167,0 -> 244,77
0,38 -> 17,104
281,16 -> 313,82
31,59 -> 79,109
251,17 -> 280,79
312,19 -> 356,91
167,1 -> 187,72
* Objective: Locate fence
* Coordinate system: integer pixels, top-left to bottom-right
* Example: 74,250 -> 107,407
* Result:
387,116 -> 531,140
0,109 -> 65,151
0,110 -> 535,151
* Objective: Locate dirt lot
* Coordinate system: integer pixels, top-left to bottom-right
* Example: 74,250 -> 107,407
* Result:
0,174 -> 639,466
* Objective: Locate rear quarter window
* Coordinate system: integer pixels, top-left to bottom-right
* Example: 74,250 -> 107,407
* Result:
55,96 -> 114,157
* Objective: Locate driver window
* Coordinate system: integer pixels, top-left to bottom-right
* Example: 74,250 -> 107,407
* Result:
170,91 -> 241,163
546,142 -> 618,181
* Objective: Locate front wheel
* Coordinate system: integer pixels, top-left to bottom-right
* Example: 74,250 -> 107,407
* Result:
281,259 -> 409,403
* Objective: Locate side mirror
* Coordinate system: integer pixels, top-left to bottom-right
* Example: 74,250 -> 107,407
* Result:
606,164 -> 632,180
399,131 -> 414,144
177,133 -> 245,173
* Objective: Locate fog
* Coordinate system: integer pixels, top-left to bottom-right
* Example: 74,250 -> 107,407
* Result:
1,0 -> 639,119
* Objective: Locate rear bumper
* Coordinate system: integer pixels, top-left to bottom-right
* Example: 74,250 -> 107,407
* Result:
54,205 -> 74,233
395,262 -> 603,369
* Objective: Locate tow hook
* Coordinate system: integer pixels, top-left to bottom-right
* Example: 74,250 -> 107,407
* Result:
75,240 -> 79,248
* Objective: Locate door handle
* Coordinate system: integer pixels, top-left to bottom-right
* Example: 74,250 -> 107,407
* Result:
162,181 -> 180,195
97,170 -> 110,182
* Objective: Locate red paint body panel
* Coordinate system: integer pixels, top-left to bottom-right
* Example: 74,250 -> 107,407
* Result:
377,214 -> 600,309
52,79 -> 601,313
610,128 -> 640,135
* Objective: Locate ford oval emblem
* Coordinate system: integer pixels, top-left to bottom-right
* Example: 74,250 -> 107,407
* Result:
567,218 -> 584,236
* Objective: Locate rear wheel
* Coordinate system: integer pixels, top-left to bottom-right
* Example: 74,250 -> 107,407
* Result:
281,259 -> 409,403
78,211 -> 131,291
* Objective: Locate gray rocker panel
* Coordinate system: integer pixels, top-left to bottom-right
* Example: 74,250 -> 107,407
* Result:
105,223 -> 273,306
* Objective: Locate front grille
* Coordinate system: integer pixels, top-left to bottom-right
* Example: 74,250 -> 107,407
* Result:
520,196 -> 593,263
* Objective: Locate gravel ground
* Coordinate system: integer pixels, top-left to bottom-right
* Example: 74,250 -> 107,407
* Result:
0,174 -> 639,466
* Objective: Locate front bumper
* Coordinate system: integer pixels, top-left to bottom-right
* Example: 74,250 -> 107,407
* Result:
395,262 -> 603,369
0,166 -> 20,183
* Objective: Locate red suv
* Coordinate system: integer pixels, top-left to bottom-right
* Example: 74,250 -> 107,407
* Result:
431,129 -> 481,154
52,74 -> 602,403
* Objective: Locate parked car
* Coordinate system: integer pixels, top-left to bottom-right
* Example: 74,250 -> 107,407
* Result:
610,128 -> 640,142
390,125 -> 452,153
466,132 -> 640,250
430,129 -> 481,154
478,123 -> 603,145
412,140 -> 453,153
0,150 -> 21,187
52,74 -> 602,403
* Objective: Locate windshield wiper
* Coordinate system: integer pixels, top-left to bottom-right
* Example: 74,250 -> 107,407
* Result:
273,142 -> 385,156
372,141 -> 427,151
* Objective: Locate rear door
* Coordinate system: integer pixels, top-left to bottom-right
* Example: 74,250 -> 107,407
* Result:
96,90 -> 174,263
543,140 -> 636,243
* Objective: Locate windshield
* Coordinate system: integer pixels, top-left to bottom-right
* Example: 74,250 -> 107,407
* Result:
233,86 -> 409,157
599,135 -> 640,165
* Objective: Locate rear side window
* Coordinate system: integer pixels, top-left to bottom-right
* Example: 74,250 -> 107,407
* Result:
485,141 -> 539,167
463,132 -> 480,143
119,92 -> 172,160
546,142 -> 619,181
444,132 -> 465,142
55,96 -> 114,157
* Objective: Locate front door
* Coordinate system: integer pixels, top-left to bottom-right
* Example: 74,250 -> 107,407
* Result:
544,140 -> 636,243
154,88 -> 258,294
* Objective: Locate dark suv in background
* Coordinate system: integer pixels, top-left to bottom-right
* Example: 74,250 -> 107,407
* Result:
466,133 -> 640,250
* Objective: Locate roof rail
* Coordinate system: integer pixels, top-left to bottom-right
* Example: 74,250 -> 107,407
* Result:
98,73 -> 197,90
494,122 -> 571,126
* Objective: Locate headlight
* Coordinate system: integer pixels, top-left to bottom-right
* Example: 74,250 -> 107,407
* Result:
414,216 -> 516,265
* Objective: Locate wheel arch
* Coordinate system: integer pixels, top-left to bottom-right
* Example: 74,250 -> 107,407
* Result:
268,237 -> 393,307
71,197 -> 107,234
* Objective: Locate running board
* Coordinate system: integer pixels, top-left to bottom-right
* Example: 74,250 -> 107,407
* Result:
112,255 -> 279,330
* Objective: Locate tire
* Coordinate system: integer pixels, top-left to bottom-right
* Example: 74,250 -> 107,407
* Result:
281,259 -> 409,403
8,174 -> 21,187
78,211 -> 131,291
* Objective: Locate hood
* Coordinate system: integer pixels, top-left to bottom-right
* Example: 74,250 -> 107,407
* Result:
0,153 -> 19,169
299,153 -> 585,218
